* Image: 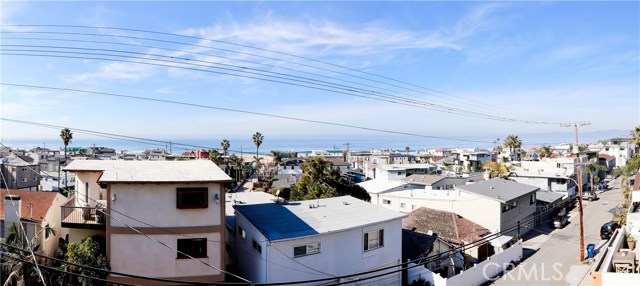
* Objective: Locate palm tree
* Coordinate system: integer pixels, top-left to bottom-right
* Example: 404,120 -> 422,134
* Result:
59,128 -> 73,196
252,132 -> 264,177
229,154 -> 243,182
208,149 -> 223,165
503,134 -> 522,161
582,159 -> 607,193
631,125 -> 640,152
539,145 -> 552,158
2,223 -> 56,286
220,139 -> 230,174
483,160 -> 510,179
613,153 -> 640,202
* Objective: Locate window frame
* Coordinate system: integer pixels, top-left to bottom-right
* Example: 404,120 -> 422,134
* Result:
363,229 -> 384,252
177,238 -> 207,259
176,187 -> 209,209
252,239 -> 262,254
238,227 -> 246,240
293,242 -> 321,258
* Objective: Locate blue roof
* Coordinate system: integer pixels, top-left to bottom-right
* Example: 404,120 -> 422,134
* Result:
234,196 -> 406,241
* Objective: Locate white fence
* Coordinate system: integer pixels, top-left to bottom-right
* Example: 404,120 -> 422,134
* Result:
407,241 -> 523,286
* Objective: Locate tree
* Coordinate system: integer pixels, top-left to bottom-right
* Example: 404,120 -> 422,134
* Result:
582,159 -> 607,193
539,145 -> 552,158
290,157 -> 370,201
63,235 -> 109,286
221,139 -> 230,174
482,160 -> 510,179
2,223 -> 56,286
271,151 -> 283,166
209,149 -> 223,165
252,132 -> 264,178
614,153 -> 640,202
503,134 -> 522,161
229,154 -> 242,182
60,128 -> 73,196
631,125 -> 640,152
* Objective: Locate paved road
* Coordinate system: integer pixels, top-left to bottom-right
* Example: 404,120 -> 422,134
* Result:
492,176 -> 624,286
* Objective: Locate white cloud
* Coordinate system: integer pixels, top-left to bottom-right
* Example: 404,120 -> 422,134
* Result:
63,62 -> 156,82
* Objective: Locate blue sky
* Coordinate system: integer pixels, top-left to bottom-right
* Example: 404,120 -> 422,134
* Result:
1,1 -> 638,147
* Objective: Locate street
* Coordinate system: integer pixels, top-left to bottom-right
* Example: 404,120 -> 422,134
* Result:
492,176 -> 625,286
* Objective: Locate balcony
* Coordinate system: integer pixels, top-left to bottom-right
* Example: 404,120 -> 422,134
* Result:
61,200 -> 106,230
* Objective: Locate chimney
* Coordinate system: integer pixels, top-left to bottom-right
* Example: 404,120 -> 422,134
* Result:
4,195 -> 21,236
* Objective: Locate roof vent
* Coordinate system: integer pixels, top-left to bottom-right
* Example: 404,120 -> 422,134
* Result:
343,201 -> 350,206
489,185 -> 495,189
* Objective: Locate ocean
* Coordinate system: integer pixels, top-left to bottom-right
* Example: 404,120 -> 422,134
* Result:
1,129 -> 626,155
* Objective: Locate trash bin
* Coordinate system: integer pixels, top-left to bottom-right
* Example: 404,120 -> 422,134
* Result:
587,244 -> 596,259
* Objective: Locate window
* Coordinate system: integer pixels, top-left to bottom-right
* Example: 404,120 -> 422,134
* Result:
252,240 -> 262,254
397,172 -> 402,175
382,199 -> 391,205
85,182 -> 89,202
530,194 -> 536,205
400,203 -> 406,209
411,205 -> 416,210
176,187 -> 208,209
294,242 -> 320,257
22,178 -> 27,182
239,227 -> 246,240
21,167 -> 27,172
177,238 -> 207,258
364,229 -> 384,251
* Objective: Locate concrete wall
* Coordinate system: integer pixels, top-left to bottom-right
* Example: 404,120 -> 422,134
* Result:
109,183 -> 222,228
376,191 -> 502,233
446,240 -> 523,286
235,213 -> 403,285
110,232 -> 222,278
74,171 -> 103,207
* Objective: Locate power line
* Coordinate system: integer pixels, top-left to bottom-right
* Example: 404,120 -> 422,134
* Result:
0,172 -> 48,284
1,84 -> 495,143
0,36 -> 539,120
1,48 -> 555,124
0,24 -> 544,119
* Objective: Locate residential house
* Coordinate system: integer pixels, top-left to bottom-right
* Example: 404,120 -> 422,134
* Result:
0,154 -> 40,190
599,154 -> 616,175
590,223 -> 640,285
534,190 -> 565,227
452,148 -> 492,173
233,196 -> 406,285
365,178 -> 538,236
510,158 -> 582,198
403,207 -> 490,267
63,160 -> 232,285
402,229 -> 460,279
401,174 -> 468,191
600,138 -> 635,168
0,189 -> 69,260
279,159 -> 303,175
368,163 -> 437,182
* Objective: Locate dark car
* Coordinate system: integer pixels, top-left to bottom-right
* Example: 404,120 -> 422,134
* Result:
600,221 -> 620,239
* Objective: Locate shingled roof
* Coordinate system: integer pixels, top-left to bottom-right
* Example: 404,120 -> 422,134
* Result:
402,207 -> 490,245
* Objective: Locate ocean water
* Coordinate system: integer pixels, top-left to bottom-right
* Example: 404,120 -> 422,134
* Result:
3,130 -> 624,154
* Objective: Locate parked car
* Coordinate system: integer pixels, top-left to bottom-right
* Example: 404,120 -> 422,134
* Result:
600,221 -> 620,239
553,215 -> 569,229
582,191 -> 598,201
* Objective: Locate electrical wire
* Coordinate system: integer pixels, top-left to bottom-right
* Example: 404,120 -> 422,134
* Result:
1,49 -> 550,124
0,24 -> 547,120
0,171 -> 48,284
0,43 -> 549,124
1,84 -> 495,143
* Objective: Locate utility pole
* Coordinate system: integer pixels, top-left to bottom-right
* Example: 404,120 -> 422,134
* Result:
561,121 -> 590,262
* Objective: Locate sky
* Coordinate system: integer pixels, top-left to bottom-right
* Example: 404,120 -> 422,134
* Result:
1,1 -> 639,149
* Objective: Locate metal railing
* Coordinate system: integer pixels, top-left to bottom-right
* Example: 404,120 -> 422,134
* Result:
61,205 -> 106,227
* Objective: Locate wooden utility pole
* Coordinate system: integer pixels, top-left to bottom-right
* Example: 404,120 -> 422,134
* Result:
561,121 -> 590,261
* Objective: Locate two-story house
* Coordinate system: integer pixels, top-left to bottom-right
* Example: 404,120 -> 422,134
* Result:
233,196 -> 406,285
63,160 -> 232,285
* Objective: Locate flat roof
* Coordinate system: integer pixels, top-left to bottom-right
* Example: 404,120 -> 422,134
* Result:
536,190 -> 564,203
225,192 -> 278,229
65,160 -> 232,183
379,163 -> 436,171
457,178 -> 539,203
357,180 -> 405,194
234,196 -> 406,241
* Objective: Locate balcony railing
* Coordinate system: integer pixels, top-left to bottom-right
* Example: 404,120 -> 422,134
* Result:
61,202 -> 106,230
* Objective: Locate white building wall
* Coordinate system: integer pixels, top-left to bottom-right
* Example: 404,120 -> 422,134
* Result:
235,214 -> 403,285
41,194 -> 70,259
74,171 -> 103,207
110,232 -> 222,278
109,183 -> 222,228
375,191 -> 502,233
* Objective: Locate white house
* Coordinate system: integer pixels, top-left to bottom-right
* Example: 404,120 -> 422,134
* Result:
366,178 -> 538,236
369,163 -> 437,182
600,138 -> 635,168
233,196 -> 406,285
63,160 -> 232,285
510,158 -> 582,198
